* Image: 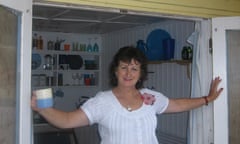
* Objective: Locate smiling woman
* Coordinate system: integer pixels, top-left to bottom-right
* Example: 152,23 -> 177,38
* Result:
115,60 -> 141,88
109,46 -> 148,89
31,46 -> 223,144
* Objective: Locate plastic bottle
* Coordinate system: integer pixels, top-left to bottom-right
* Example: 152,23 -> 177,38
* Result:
32,33 -> 37,49
37,35 -> 43,50
187,46 -> 193,60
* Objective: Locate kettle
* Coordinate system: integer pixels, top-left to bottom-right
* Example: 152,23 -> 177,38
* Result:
43,54 -> 54,70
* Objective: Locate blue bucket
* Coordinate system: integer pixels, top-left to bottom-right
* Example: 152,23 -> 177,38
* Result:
163,38 -> 175,60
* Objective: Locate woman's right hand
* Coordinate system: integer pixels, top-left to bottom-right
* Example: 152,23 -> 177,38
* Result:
31,91 -> 41,112
31,91 -> 90,128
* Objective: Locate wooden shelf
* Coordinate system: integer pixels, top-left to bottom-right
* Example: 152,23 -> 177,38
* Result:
148,60 -> 192,65
147,60 -> 192,79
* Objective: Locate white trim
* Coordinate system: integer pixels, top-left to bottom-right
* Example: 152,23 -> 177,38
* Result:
0,0 -> 27,11
212,16 -> 240,144
18,4 -> 32,144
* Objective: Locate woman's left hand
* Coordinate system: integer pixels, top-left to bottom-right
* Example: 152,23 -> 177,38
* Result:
207,76 -> 223,102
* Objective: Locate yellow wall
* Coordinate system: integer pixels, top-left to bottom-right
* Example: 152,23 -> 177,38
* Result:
45,0 -> 240,18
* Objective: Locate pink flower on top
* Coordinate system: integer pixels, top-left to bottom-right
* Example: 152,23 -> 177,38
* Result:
141,93 -> 156,105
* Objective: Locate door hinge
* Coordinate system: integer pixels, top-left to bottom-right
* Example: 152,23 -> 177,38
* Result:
209,38 -> 212,54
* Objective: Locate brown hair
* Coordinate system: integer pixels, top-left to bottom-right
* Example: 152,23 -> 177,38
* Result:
109,46 -> 148,89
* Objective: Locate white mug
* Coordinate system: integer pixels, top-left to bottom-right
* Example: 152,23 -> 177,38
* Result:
35,88 -> 53,108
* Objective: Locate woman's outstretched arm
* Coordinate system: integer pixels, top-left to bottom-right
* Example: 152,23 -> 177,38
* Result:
164,76 -> 223,113
31,93 -> 89,129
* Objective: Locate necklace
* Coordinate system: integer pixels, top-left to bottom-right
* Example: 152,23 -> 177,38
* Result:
113,88 -> 140,112
126,106 -> 132,112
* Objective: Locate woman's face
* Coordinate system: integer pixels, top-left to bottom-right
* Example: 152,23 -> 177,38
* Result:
115,59 -> 141,88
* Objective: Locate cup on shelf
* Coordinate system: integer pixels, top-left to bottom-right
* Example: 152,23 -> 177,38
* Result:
87,38 -> 93,52
79,43 -> 86,51
72,42 -> 80,51
35,88 -> 53,109
72,73 -> 78,85
93,37 -> 99,52
64,44 -> 70,51
76,73 -> 84,85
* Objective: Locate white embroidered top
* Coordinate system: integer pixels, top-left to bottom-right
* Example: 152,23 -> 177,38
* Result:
81,88 -> 169,144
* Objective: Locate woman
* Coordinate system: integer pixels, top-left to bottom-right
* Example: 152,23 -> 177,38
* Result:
31,46 -> 223,144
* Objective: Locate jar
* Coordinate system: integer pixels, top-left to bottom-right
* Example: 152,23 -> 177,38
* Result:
44,54 -> 53,70
37,36 -> 43,50
182,47 -> 188,60
47,40 -> 54,50
187,47 -> 193,60
182,46 -> 193,60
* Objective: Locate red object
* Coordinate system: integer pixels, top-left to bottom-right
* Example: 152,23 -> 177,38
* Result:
141,93 -> 156,105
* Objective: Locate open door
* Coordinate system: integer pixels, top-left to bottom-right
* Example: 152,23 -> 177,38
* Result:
0,0 -> 32,144
212,17 -> 240,144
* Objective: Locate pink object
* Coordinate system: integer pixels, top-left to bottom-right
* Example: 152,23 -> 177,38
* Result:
141,93 -> 156,105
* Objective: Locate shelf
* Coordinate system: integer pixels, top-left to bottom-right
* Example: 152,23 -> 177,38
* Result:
57,69 -> 99,73
32,49 -> 100,56
148,60 -> 192,65
32,85 -> 98,89
148,60 -> 192,79
32,67 -> 99,72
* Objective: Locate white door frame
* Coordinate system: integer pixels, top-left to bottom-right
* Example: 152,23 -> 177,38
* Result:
0,0 -> 32,144
212,16 -> 240,144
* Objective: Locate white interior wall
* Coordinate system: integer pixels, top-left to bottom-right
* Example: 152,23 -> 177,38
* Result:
152,63 -> 190,139
101,19 -> 194,140
101,19 -> 194,89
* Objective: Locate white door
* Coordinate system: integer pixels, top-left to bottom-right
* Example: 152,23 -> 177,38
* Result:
212,17 -> 240,144
0,0 -> 32,144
